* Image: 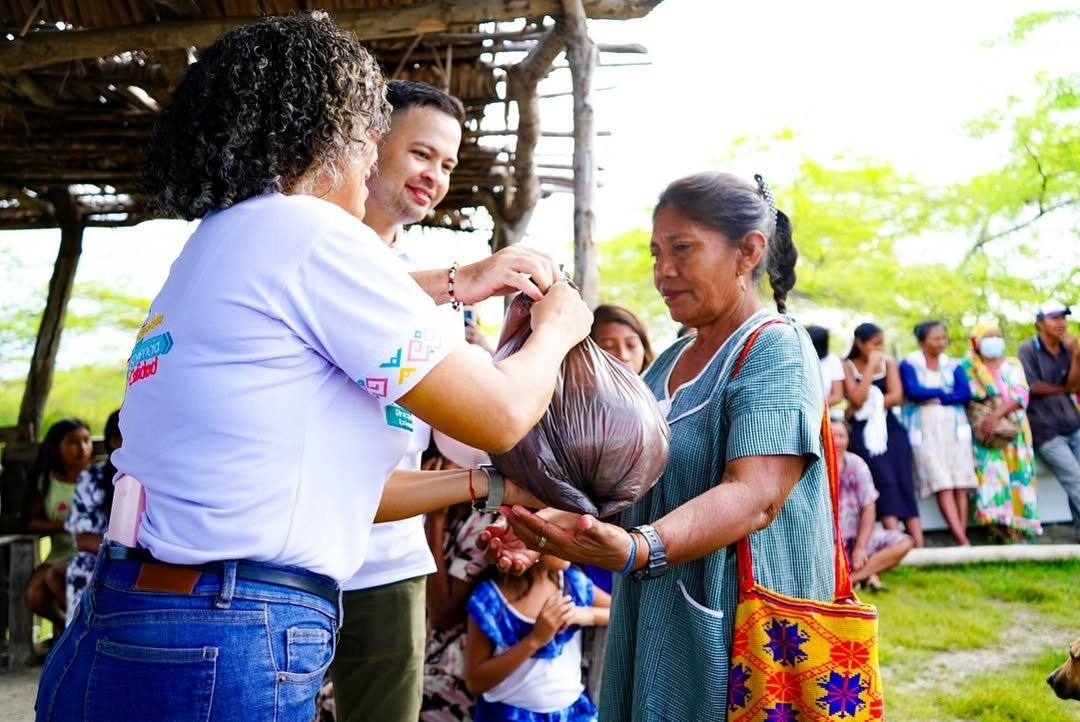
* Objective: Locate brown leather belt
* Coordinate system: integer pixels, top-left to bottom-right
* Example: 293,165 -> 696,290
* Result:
103,545 -> 339,606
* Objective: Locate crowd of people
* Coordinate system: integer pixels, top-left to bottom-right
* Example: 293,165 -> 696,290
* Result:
15,12 -> 1080,722
808,308 -> 1080,549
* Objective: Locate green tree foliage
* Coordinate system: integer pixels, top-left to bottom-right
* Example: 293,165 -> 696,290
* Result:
595,228 -> 680,344
0,364 -> 126,434
0,245 -> 149,369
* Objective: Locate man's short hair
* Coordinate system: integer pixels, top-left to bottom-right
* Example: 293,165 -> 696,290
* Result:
386,80 -> 465,123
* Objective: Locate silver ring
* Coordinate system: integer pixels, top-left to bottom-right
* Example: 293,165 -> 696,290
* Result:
538,535 -> 548,549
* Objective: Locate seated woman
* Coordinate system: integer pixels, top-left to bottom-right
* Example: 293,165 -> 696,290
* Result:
899,320 -> 978,546
832,418 -> 914,588
24,418 -> 95,637
65,409 -> 121,617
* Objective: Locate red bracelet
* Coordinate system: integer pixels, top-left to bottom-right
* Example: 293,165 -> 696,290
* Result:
468,467 -> 477,504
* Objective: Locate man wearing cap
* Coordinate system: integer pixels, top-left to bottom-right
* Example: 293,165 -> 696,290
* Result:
1018,300 -> 1080,539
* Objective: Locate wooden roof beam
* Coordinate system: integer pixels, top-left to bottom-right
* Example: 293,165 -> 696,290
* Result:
0,0 -> 661,74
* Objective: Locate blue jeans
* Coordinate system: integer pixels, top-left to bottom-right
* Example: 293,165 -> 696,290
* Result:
1037,427 -> 1080,538
36,549 -> 340,721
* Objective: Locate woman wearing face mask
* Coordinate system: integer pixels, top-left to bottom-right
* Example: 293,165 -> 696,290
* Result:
899,321 -> 978,546
960,324 -> 1041,540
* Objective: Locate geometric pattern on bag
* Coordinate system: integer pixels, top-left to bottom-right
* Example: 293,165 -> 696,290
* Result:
727,320 -> 885,721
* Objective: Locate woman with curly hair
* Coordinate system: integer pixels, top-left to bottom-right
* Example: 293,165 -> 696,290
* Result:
35,14 -> 590,722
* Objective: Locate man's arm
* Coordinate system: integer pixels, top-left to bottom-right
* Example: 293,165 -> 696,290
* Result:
410,247 -> 561,305
1065,334 -> 1080,393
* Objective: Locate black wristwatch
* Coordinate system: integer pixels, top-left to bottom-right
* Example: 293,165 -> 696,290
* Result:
630,524 -> 668,581
475,465 -> 505,513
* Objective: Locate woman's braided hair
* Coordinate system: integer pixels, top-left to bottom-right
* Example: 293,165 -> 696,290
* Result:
142,12 -> 391,220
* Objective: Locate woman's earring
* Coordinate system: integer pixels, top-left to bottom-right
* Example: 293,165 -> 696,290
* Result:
738,274 -> 747,292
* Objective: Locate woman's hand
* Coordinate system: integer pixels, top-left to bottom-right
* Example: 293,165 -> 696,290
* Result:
528,282 -> 592,343
979,414 -> 998,438
455,247 -> 561,303
850,546 -> 869,571
501,506 -> 636,573
478,518 -> 542,575
529,593 -> 575,645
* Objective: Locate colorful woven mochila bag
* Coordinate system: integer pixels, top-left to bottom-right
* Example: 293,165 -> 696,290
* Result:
727,320 -> 884,721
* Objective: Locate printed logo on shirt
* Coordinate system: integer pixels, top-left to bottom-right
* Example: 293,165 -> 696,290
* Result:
361,327 -> 444,399
127,314 -> 175,387
136,313 -> 165,341
385,404 -> 415,431
379,328 -> 444,384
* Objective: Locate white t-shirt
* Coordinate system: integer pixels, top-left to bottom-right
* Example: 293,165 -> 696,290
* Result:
819,353 -> 845,401
342,420 -> 435,591
112,193 -> 459,581
482,592 -> 585,713
343,303 -> 464,590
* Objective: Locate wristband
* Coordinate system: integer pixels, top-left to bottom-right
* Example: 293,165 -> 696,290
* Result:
448,261 -> 461,311
618,532 -> 638,576
475,465 -> 504,513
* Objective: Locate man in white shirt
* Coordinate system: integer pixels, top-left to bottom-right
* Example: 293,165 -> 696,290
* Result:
328,80 -> 477,722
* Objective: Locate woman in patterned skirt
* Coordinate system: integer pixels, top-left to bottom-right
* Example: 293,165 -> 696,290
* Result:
960,324 -> 1041,539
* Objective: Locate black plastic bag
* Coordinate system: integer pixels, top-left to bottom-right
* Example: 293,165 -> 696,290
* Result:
490,291 -> 671,518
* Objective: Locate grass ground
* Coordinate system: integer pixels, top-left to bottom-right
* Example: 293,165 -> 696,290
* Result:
875,559 -> 1080,721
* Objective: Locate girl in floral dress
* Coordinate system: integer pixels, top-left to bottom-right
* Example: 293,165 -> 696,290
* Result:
421,503 -> 495,721
960,324 -> 1042,539
465,556 -> 609,721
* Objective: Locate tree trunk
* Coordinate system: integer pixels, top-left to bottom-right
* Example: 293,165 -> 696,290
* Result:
18,189 -> 83,436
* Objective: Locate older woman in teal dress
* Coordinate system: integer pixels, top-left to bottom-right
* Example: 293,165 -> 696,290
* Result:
488,172 -> 836,721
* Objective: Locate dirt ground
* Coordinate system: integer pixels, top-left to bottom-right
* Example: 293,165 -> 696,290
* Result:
0,663 -> 38,722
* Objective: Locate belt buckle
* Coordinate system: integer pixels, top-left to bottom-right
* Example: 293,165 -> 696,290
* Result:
133,562 -> 201,594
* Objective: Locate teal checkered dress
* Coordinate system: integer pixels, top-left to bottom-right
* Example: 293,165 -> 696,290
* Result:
599,311 -> 836,722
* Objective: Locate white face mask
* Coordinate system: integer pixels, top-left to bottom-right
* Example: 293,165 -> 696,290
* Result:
979,336 -> 1006,359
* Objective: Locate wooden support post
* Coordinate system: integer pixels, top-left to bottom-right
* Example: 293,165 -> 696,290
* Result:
0,536 -> 38,669
486,27 -> 566,254
18,188 -> 83,437
561,0 -> 599,307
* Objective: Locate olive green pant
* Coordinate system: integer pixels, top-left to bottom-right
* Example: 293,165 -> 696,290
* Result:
330,576 -> 426,722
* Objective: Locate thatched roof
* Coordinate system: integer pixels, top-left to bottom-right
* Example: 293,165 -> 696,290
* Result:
0,0 -> 660,232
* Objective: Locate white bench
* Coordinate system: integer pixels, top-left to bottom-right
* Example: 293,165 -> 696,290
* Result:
916,459 -> 1074,531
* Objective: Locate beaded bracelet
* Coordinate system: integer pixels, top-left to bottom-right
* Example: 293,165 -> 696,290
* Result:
619,532 -> 639,576
448,261 -> 461,311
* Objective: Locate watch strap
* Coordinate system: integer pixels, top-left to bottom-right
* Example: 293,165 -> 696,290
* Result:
630,524 -> 668,581
477,465 -> 504,513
